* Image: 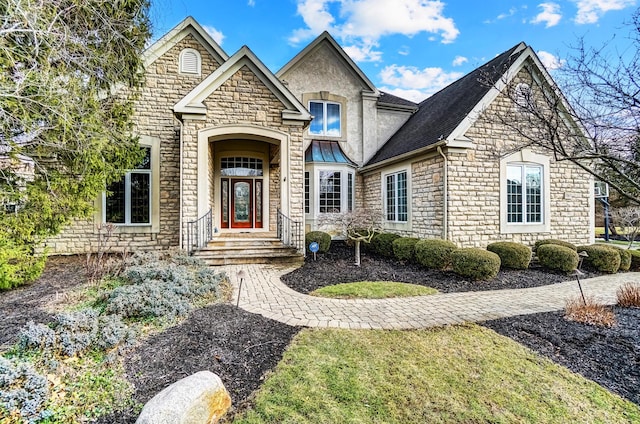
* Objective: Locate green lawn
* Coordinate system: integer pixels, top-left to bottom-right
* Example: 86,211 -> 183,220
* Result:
310,281 -> 438,299
232,325 -> 640,424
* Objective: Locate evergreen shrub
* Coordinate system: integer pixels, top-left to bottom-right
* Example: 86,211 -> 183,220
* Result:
486,242 -> 532,269
536,244 -> 579,273
305,231 -> 331,253
414,239 -> 458,270
534,239 -> 577,252
578,244 -> 621,273
392,237 -> 420,261
451,248 -> 501,280
371,233 -> 401,258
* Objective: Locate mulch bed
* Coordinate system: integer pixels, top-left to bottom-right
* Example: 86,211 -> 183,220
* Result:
483,307 -> 640,405
1,248 -> 638,423
281,241 -> 601,294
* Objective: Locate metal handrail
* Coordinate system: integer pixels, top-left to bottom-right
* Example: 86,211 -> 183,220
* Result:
186,208 -> 213,255
277,208 -> 302,251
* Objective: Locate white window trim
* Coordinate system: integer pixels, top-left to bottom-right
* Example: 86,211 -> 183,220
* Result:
380,165 -> 411,231
308,100 -> 342,137
309,165 -> 354,216
384,170 -> 408,223
500,149 -> 550,234
179,48 -> 201,76
98,136 -> 160,234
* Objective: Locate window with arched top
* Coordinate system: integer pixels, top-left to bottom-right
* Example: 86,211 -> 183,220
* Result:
179,48 -> 201,75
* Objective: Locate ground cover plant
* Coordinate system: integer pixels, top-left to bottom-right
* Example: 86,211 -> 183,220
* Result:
0,251 -> 231,423
310,281 -> 438,299
231,325 -> 640,423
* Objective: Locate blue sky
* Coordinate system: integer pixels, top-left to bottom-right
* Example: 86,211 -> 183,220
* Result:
149,0 -> 637,102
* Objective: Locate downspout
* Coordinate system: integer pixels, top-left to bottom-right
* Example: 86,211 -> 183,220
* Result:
437,146 -> 448,240
178,118 -> 184,250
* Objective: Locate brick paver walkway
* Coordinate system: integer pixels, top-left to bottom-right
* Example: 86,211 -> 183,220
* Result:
216,264 -> 638,329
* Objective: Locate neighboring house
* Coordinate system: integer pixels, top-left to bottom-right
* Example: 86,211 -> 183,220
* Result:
46,16 -> 593,260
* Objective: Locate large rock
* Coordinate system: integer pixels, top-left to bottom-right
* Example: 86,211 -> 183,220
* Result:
136,371 -> 231,424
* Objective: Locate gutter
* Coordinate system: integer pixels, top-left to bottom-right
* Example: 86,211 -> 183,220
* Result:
437,146 -> 448,241
360,140 -> 447,174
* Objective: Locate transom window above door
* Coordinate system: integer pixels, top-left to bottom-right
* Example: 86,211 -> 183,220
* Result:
220,157 -> 263,177
309,101 -> 341,137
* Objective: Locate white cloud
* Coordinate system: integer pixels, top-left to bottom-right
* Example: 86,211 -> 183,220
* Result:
398,46 -> 410,56
248,0 -> 255,5
289,0 -> 459,49
531,3 -> 562,27
452,55 -> 468,66
343,42 -> 383,62
537,50 -> 566,70
379,65 -> 463,101
202,25 -> 225,45
484,7 -> 517,24
572,0 -> 635,24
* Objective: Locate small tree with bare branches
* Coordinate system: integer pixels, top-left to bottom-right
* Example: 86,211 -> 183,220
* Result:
319,209 -> 383,266
611,206 -> 640,248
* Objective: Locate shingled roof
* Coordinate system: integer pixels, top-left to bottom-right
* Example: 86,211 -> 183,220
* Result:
378,91 -> 419,109
366,42 -> 527,166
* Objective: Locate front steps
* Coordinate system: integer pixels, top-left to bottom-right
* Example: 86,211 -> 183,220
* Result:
193,232 -> 304,266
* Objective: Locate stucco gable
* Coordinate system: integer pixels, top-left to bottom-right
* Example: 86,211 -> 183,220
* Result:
276,32 -> 379,96
174,46 -> 311,124
143,16 -> 228,69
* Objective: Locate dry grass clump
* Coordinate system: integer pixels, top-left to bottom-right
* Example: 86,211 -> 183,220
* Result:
564,296 -> 616,327
617,283 -> 640,307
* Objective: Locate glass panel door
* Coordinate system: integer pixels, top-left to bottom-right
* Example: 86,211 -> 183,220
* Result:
231,179 -> 252,228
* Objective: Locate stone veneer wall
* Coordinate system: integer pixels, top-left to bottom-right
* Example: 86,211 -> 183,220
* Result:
180,66 -> 305,244
45,35 -> 221,254
446,95 -> 592,248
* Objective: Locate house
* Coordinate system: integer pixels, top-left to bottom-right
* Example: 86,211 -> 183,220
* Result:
46,17 -> 594,262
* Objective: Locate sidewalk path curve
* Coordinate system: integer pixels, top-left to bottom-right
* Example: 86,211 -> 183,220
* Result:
216,264 -> 637,330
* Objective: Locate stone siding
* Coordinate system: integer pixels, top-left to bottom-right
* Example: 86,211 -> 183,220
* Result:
47,35 -> 222,254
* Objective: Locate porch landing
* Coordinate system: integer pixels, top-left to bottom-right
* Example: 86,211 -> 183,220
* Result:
193,232 -> 304,266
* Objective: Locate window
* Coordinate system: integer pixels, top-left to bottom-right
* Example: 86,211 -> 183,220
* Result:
304,172 -> 310,214
507,164 -> 542,224
105,147 -> 151,225
500,149 -> 550,234
385,171 -> 408,222
347,173 -> 354,212
309,101 -> 341,136
179,48 -> 201,75
319,171 -> 341,213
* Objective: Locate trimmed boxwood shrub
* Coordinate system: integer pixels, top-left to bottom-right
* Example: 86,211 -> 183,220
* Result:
629,249 -> 640,271
415,239 -> 458,270
613,247 -> 632,272
392,237 -> 419,262
536,244 -> 579,273
371,233 -> 401,258
305,231 -> 331,253
534,239 -> 577,252
578,244 -> 621,273
451,248 -> 501,281
486,242 -> 532,270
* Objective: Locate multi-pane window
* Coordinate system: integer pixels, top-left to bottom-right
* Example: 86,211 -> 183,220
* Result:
507,164 -> 542,223
347,173 -> 353,212
319,171 -> 341,213
309,101 -> 341,136
220,157 -> 263,176
106,147 -> 151,224
304,172 -> 310,214
385,171 -> 408,222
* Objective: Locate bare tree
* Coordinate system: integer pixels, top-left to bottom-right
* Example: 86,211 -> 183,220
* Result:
610,206 -> 640,248
319,209 -> 383,266
480,9 -> 640,204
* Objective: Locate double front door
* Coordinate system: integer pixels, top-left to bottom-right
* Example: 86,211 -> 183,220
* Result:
221,178 -> 263,229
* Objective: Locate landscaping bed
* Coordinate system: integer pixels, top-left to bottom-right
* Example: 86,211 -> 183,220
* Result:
282,241 -> 601,294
